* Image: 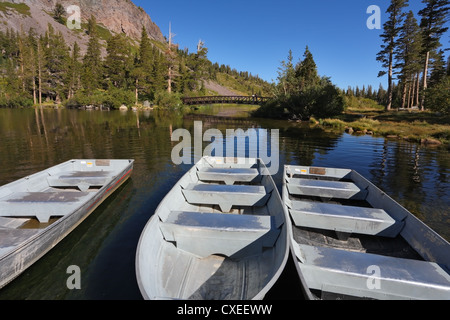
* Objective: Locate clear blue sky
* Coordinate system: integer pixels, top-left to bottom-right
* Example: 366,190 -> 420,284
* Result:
133,0 -> 449,90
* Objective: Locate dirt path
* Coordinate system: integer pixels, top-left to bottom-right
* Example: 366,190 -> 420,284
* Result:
204,80 -> 239,96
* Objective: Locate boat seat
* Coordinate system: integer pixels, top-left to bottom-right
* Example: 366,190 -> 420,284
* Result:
182,184 -> 269,212
47,171 -> 113,192
287,178 -> 367,200
0,192 -> 96,223
288,200 -> 404,238
297,244 -> 450,300
197,167 -> 260,185
160,211 -> 280,258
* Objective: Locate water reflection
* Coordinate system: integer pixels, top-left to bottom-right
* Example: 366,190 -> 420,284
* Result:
0,107 -> 448,299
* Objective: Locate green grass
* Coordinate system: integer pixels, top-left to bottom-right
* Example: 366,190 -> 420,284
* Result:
0,2 -> 31,16
314,96 -> 450,146
215,73 -> 271,96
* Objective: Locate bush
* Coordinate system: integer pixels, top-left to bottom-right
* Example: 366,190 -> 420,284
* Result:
253,82 -> 344,120
102,87 -> 135,109
154,91 -> 183,109
66,88 -> 135,110
252,98 -> 290,119
0,95 -> 33,108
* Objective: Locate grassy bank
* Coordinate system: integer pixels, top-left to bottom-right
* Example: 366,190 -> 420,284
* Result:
313,97 -> 450,147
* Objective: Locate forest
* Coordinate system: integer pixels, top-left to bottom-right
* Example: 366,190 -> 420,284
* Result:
0,5 -> 270,110
0,0 -> 448,117
256,0 -> 449,120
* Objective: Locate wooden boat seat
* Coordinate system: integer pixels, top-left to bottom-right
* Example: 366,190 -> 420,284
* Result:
182,184 -> 269,212
287,178 -> 367,200
197,167 -> 260,185
160,211 -> 280,258
289,200 -> 404,238
297,244 -> 450,300
0,191 -> 96,223
47,171 -> 113,192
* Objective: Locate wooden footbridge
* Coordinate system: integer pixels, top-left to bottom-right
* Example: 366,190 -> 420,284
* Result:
182,95 -> 270,106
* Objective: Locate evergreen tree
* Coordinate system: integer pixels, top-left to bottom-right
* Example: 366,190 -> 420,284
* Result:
276,49 -> 296,96
104,34 -> 132,89
82,15 -> 102,93
53,2 -> 66,24
395,11 -> 422,108
36,36 -> 45,106
42,24 -> 70,102
151,48 -> 167,95
66,42 -> 82,99
377,0 -> 409,111
418,0 -> 450,109
295,46 -> 320,91
131,28 -> 154,104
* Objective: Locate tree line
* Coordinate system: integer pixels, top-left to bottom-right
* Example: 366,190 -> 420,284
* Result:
0,15 -> 173,109
0,4 -> 272,110
254,46 -> 345,120
377,0 -> 449,112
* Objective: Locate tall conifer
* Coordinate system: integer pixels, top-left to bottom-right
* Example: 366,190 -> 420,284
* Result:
377,0 -> 409,111
418,0 -> 449,109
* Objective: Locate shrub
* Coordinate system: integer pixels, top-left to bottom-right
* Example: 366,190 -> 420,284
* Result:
254,82 -> 344,121
425,76 -> 449,115
154,91 -> 183,109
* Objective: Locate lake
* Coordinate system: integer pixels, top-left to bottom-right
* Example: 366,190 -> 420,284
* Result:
0,106 -> 448,300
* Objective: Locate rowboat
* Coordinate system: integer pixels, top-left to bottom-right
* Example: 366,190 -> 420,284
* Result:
283,165 -> 450,300
0,159 -> 134,289
136,157 -> 289,300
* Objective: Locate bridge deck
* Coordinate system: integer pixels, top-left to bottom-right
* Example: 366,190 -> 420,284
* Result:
182,96 -> 270,106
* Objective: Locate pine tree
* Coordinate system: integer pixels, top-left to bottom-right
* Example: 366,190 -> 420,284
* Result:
82,15 -> 102,93
67,42 -> 82,99
395,11 -> 422,108
418,0 -> 449,109
152,49 -> 167,94
295,46 -> 320,91
53,2 -> 66,24
276,49 -> 296,96
104,34 -> 132,89
377,0 -> 409,111
36,36 -> 45,106
43,24 -> 70,102
132,27 -> 154,102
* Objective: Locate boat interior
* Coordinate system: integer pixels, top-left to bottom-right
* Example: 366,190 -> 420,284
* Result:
138,157 -> 288,300
283,165 -> 450,300
0,160 -> 131,257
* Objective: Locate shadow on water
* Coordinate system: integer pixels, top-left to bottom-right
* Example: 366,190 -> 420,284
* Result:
0,106 -> 448,299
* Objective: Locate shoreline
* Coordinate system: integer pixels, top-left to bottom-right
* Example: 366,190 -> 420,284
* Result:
3,104 -> 449,148
309,112 -> 450,148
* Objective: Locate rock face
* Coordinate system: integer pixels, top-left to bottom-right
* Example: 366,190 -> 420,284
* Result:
0,0 -> 164,51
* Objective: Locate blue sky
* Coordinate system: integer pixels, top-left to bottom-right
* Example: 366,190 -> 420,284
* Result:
133,0 -> 449,90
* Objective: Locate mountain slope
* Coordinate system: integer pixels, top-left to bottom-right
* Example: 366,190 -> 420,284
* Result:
0,0 -> 164,53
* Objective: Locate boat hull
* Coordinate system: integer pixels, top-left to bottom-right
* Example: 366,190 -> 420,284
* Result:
0,159 -> 134,289
283,165 -> 450,300
136,157 -> 289,300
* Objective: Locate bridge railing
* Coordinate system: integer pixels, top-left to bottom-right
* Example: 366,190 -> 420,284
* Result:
182,95 -> 270,106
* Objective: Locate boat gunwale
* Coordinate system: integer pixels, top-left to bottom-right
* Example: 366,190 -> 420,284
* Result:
0,159 -> 134,288
283,165 -> 450,300
135,156 -> 290,300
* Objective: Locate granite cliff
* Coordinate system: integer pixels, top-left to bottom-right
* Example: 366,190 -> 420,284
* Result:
0,0 -> 165,53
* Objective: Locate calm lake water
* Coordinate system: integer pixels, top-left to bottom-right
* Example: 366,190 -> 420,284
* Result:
0,106 -> 448,300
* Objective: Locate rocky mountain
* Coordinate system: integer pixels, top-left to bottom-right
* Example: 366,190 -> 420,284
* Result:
0,0 -> 165,53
